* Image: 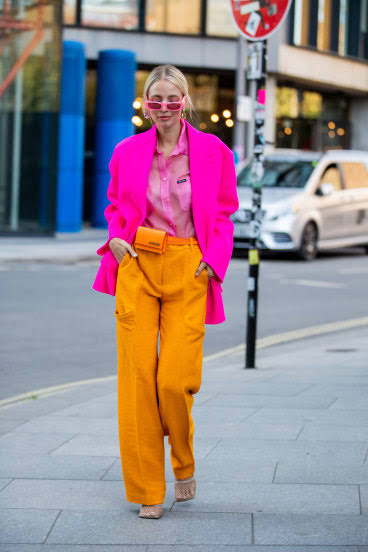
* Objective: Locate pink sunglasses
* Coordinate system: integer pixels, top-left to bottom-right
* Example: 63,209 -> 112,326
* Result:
144,98 -> 185,111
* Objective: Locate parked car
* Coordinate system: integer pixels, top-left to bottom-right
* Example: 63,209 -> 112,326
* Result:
232,149 -> 368,260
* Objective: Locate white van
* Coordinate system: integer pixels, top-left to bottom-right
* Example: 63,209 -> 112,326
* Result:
233,149 -> 368,260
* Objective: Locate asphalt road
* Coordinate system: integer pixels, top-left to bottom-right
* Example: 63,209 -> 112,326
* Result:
1,247 -> 367,400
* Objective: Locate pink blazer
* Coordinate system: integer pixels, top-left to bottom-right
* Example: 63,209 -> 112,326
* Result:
92,119 -> 239,324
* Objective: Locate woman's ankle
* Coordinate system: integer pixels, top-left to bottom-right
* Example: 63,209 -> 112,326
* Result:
175,475 -> 194,482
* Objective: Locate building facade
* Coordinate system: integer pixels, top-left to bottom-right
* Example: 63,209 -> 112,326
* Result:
1,0 -> 368,235
64,0 -> 368,154
0,0 -> 62,235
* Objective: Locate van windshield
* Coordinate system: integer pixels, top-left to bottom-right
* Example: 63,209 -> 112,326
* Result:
237,160 -> 316,188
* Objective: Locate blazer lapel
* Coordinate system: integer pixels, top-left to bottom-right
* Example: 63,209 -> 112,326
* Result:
186,120 -> 217,249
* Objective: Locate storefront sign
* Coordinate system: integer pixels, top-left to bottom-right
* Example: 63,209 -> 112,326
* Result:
230,0 -> 293,41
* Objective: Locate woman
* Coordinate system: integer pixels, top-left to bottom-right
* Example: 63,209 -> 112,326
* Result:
92,64 -> 239,519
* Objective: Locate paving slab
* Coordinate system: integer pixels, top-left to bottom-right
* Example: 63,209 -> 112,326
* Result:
253,513 -> 368,545
45,510 -> 252,545
0,509 -> 60,544
275,461 -> 368,484
1,325 -> 368,547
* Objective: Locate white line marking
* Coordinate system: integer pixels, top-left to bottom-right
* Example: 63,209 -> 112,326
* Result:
339,266 -> 368,275
266,273 -> 284,279
280,278 -> 345,289
2,316 -> 368,410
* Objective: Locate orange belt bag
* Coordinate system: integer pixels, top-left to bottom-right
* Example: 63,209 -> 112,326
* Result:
134,226 -> 168,254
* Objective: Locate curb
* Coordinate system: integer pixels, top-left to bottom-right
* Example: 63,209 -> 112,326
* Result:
2,316 -> 368,411
0,256 -> 98,264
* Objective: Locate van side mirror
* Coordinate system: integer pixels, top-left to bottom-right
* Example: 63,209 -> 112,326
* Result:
317,182 -> 335,196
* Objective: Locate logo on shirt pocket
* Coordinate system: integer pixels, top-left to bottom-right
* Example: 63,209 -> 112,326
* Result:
175,175 -> 192,211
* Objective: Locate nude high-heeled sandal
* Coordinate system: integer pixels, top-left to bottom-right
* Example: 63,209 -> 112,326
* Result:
139,503 -> 163,518
175,475 -> 196,502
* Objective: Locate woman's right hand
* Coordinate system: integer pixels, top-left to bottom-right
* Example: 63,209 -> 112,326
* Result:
109,238 -> 138,264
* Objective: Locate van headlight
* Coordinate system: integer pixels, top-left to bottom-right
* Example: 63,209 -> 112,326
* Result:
267,205 -> 297,221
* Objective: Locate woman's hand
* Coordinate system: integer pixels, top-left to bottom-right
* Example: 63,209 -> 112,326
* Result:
195,261 -> 215,279
109,238 -> 138,264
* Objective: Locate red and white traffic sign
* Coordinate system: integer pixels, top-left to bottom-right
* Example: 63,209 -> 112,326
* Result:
230,0 -> 293,41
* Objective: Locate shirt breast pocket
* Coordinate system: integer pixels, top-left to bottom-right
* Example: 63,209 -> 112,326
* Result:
175,174 -> 192,211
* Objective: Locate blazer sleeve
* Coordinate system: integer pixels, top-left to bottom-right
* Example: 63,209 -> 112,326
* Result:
200,143 -> 239,283
96,147 -> 127,257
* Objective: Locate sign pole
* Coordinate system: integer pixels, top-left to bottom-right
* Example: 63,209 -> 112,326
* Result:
245,40 -> 267,369
228,0 -> 293,368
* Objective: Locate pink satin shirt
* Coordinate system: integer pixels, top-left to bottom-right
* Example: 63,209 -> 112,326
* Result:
142,117 -> 196,238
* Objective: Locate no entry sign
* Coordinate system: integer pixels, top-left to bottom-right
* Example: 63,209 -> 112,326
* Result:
230,0 -> 293,41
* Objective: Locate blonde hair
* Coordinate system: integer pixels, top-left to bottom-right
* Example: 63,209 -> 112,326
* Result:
143,64 -> 198,124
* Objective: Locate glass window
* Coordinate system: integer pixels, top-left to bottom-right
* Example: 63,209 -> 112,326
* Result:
293,0 -> 311,46
0,0 -> 61,234
358,0 -> 368,59
276,87 -> 323,119
275,87 -> 300,118
320,120 -> 349,151
338,0 -> 360,57
293,0 -> 332,51
320,165 -> 342,191
317,0 -> 332,51
277,119 -> 315,149
237,160 -> 315,189
341,162 -> 368,189
206,0 -> 237,37
275,85 -> 349,151
302,91 -> 323,118
63,0 -> 77,24
145,0 -> 201,34
338,0 -> 348,55
81,0 -> 139,29
291,0 -> 366,59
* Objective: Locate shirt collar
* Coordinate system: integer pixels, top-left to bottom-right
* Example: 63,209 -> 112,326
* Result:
155,117 -> 189,156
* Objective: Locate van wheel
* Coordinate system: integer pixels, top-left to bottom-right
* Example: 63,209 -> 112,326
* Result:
297,222 -> 318,261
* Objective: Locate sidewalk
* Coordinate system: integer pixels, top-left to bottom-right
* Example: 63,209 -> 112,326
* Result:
1,326 -> 368,549
0,227 -> 107,263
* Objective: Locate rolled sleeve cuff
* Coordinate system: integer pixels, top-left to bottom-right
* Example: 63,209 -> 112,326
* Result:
200,257 -> 222,283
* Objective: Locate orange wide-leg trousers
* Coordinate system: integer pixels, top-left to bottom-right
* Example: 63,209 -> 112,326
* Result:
114,236 -> 208,505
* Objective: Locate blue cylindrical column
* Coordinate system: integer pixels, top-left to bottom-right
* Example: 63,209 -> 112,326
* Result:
56,41 -> 86,232
92,49 -> 136,228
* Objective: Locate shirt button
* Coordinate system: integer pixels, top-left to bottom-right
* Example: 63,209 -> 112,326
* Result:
163,177 -> 167,181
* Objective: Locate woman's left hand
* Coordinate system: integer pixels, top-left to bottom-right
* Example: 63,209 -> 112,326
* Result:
195,261 -> 215,279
